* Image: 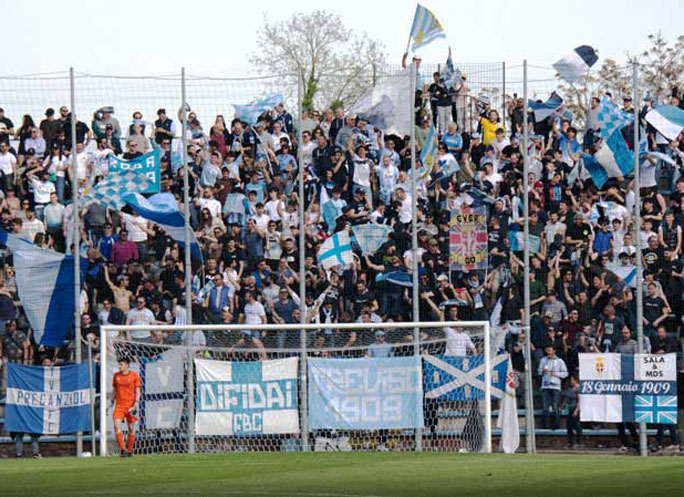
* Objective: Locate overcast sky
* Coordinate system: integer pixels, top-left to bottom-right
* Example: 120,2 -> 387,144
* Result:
4,0 -> 682,77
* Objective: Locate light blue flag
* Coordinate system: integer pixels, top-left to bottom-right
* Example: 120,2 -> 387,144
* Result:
352,223 -> 393,255
0,229 -> 87,347
223,193 -> 249,226
418,123 -> 438,179
645,104 -> 684,141
410,3 -> 446,51
308,356 -> 424,430
508,230 -> 541,253
320,187 -> 341,234
107,149 -> 161,193
81,170 -> 152,210
123,192 -> 203,262
6,363 -> 93,434
597,98 -> 634,138
233,94 -> 284,125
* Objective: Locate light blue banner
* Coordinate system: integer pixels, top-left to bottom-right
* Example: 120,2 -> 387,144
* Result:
308,356 -> 424,430
108,149 -> 161,193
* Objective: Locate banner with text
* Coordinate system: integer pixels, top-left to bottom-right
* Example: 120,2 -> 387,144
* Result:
5,363 -> 92,434
579,353 -> 678,424
108,149 -> 161,193
308,356 -> 424,430
449,206 -> 488,271
195,357 -> 299,436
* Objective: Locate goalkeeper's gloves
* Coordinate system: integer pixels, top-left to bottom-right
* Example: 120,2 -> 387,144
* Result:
128,404 -> 138,417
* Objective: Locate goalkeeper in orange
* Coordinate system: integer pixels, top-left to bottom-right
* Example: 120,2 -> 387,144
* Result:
112,357 -> 141,457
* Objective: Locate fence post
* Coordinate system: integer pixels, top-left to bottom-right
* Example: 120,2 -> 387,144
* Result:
522,59 -> 536,454
87,339 -> 96,456
410,62 -> 422,453
501,62 -> 506,132
297,71 -> 309,452
70,67 -> 83,458
99,326 -> 108,456
181,67 -> 196,454
633,63 -> 648,457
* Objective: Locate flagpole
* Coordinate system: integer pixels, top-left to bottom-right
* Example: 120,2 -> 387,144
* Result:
522,59 -> 536,454
181,67 -> 195,454
410,62 -> 422,453
297,69 -> 309,452
633,63 -> 647,458
70,67 -> 83,458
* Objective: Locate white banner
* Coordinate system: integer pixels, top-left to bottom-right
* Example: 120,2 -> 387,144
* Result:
195,357 -> 299,436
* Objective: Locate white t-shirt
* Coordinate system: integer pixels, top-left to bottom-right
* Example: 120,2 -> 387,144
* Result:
243,301 -> 266,325
122,213 -> 149,243
198,197 -> 222,219
444,328 -> 476,357
31,178 -> 55,204
0,151 -> 17,175
126,307 -> 155,339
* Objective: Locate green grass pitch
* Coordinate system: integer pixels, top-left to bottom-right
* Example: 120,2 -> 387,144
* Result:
2,452 -> 683,497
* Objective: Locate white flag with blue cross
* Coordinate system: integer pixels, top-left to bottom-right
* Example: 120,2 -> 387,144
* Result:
318,231 -> 354,270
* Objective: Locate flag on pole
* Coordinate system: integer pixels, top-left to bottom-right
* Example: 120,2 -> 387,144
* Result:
0,229 -> 86,347
107,149 -> 161,193
351,224 -> 393,255
233,94 -> 284,125
508,231 -> 541,253
443,47 -> 462,89
123,192 -> 203,262
583,130 -> 635,188
597,97 -> 634,138
644,105 -> 684,141
528,92 -> 564,122
552,45 -> 598,84
418,123 -> 438,179
496,358 -> 520,453
317,231 -> 353,270
409,3 -> 446,51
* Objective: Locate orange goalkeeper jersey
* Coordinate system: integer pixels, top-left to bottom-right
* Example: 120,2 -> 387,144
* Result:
113,371 -> 141,408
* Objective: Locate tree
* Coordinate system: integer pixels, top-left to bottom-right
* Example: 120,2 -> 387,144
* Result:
551,33 -> 684,128
249,10 -> 388,112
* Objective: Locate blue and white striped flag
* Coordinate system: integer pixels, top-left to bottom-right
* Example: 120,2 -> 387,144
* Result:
644,105 -> 684,141
81,170 -> 152,210
597,98 -> 634,138
552,45 -> 598,84
409,3 -> 446,51
233,94 -> 284,125
418,123 -> 438,179
124,193 -> 203,261
583,130 -> 635,188
0,229 -> 86,347
6,363 -> 93,434
318,231 -> 353,270
352,224 -> 393,255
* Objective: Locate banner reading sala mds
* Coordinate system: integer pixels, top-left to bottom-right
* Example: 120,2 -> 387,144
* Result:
195,357 -> 299,436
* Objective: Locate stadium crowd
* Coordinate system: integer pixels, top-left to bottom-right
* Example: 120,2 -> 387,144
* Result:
1,63 -> 684,450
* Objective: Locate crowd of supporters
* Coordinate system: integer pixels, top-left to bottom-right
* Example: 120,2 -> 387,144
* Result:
1,62 -> 684,449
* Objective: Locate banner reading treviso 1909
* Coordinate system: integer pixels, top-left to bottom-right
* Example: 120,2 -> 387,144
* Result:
449,206 -> 488,271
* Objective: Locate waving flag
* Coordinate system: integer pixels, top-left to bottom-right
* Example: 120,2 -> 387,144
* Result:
352,224 -> 393,255
6,363 -> 93,434
597,98 -> 634,138
107,149 -> 161,193
123,192 -> 203,261
418,123 -> 438,179
508,230 -> 541,253
348,69 -> 412,136
443,47 -> 462,89
233,94 -> 284,125
0,229 -> 86,347
552,45 -> 598,84
223,193 -> 249,226
81,170 -> 152,210
497,359 -> 520,454
644,105 -> 684,141
317,231 -> 353,270
409,4 -> 446,51
528,92 -> 564,122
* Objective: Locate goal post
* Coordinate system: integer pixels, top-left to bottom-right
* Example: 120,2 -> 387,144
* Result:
100,320 -> 496,456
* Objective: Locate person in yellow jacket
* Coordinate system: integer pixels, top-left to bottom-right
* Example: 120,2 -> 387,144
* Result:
479,109 -> 504,145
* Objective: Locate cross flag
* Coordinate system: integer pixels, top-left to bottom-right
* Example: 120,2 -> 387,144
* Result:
409,3 -> 446,51
597,97 -> 634,138
318,231 -> 353,270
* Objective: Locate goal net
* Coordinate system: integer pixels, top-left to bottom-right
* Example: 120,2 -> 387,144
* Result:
100,321 -> 505,455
